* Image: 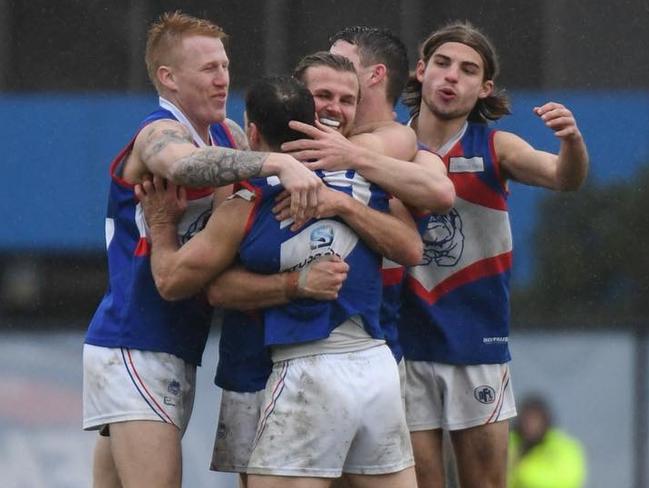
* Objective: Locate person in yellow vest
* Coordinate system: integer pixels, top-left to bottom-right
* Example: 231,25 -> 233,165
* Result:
508,394 -> 586,488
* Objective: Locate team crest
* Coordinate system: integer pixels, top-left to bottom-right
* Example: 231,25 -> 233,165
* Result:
310,225 -> 334,250
474,385 -> 496,404
420,209 -> 464,267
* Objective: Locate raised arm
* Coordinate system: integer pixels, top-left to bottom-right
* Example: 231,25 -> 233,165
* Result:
133,119 -> 322,221
135,175 -> 250,301
496,101 -> 589,191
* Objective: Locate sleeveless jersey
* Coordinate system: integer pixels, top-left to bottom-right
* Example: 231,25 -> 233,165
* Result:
399,122 -> 513,364
85,105 -> 237,366
238,170 -> 389,347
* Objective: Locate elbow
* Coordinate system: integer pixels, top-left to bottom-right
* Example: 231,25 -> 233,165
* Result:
556,173 -> 588,192
206,286 -> 225,307
406,239 -> 424,267
423,181 -> 456,214
155,276 -> 187,302
392,238 -> 423,267
435,183 -> 456,213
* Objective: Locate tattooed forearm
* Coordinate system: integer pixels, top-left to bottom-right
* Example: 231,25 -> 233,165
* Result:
142,126 -> 194,161
171,147 -> 270,187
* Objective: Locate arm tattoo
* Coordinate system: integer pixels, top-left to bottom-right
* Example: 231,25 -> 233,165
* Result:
173,147 -> 269,187
225,119 -> 251,151
142,126 -> 194,161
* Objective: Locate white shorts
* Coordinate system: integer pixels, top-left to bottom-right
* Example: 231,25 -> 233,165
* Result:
247,345 -> 413,478
82,344 -> 196,435
210,389 -> 265,473
404,361 -> 516,431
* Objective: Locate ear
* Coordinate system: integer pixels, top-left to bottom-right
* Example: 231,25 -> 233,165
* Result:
369,63 -> 387,86
157,65 -> 177,92
415,59 -> 427,83
247,122 -> 261,149
478,79 -> 494,99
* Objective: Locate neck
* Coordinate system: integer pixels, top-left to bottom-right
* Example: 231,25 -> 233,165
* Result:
161,95 -> 211,145
414,105 -> 468,153
354,90 -> 396,130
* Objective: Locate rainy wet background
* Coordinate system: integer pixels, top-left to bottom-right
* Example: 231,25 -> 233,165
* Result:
1,1 -> 648,487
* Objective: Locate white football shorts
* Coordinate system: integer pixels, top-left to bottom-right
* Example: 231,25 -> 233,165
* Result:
247,345 -> 414,477
82,344 -> 195,435
404,361 -> 516,431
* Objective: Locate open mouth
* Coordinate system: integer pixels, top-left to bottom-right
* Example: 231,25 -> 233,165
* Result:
319,117 -> 341,129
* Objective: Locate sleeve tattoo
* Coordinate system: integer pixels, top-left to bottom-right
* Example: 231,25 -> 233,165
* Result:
143,123 -> 269,187
173,148 -> 269,187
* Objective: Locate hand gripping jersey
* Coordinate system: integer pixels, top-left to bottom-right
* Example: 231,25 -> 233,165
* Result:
399,122 -> 513,364
85,102 -> 236,366
237,170 -> 389,347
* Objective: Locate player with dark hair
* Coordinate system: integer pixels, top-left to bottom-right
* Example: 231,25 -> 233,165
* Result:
398,21 -> 589,488
138,72 -> 419,488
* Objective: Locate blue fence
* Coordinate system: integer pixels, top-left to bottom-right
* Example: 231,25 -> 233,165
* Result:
3,91 -> 649,283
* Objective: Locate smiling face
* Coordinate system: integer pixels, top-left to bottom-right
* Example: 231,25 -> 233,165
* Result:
416,41 -> 493,122
163,35 -> 230,128
301,65 -> 359,137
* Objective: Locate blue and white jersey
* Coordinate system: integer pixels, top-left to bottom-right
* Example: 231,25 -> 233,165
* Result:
399,122 -> 513,365
85,101 -> 237,366
237,170 -> 389,347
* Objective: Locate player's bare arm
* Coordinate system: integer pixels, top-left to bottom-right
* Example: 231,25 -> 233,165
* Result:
135,175 -> 250,301
496,101 -> 589,191
283,120 -> 454,210
134,119 -> 322,221
206,257 -> 350,311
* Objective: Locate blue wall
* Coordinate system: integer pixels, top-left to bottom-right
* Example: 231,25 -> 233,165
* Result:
3,91 -> 648,283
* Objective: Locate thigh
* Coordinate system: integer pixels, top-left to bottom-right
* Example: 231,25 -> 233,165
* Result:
211,389 -> 264,473
109,420 -> 182,488
248,474 -> 332,488
345,466 -> 417,488
409,430 -> 445,488
92,434 -> 122,488
83,345 -> 196,435
450,421 -> 509,488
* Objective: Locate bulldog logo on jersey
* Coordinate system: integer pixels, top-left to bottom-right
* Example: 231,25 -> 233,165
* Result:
420,209 -> 464,267
177,196 -> 214,245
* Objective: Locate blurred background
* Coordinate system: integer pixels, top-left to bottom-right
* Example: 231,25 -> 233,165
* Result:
1,1 -> 647,486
